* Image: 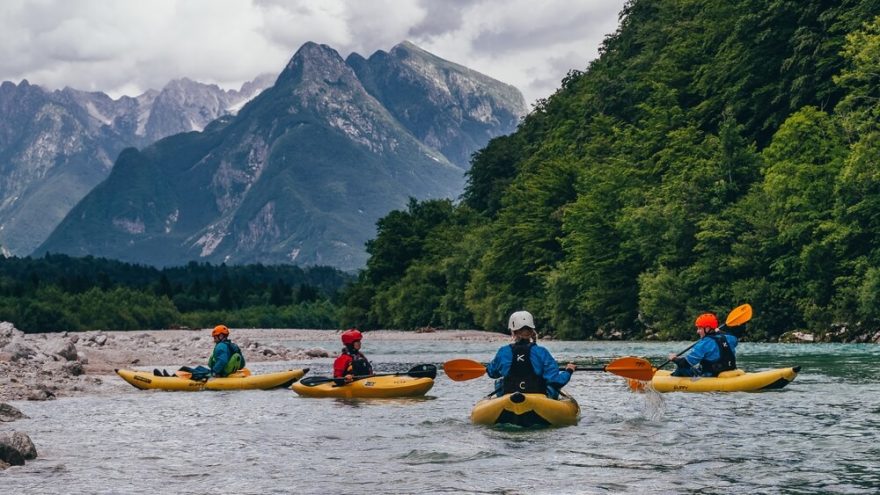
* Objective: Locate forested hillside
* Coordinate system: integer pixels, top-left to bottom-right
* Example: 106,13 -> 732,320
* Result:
341,0 -> 880,340
0,254 -> 351,332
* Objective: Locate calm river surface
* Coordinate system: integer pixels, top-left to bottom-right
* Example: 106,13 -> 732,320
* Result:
3,339 -> 879,494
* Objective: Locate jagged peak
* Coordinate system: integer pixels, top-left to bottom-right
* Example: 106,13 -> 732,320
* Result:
288,42 -> 345,68
0,79 -> 46,99
279,41 -> 357,86
240,73 -> 275,94
163,77 -> 221,93
390,40 -> 473,75
345,51 -> 368,65
391,40 -> 429,56
0,79 -> 38,92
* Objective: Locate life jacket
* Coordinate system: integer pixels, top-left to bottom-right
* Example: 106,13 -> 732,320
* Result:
209,340 -> 245,377
503,341 -> 546,394
343,348 -> 373,376
699,332 -> 736,376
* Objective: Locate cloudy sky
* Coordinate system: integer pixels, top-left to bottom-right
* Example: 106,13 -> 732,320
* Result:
0,0 -> 627,107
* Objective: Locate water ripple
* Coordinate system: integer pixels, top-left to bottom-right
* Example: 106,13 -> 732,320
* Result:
3,342 -> 879,494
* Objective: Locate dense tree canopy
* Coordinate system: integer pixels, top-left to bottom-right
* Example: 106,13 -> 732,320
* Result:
0,254 -> 351,332
342,1 -> 880,340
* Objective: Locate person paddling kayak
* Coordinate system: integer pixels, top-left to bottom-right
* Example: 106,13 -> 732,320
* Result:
669,313 -> 738,377
333,329 -> 373,383
487,310 -> 576,399
209,325 -> 246,377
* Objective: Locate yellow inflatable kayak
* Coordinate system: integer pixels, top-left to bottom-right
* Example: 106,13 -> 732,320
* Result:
470,391 -> 580,427
627,366 -> 801,393
291,375 -> 434,398
115,368 -> 308,391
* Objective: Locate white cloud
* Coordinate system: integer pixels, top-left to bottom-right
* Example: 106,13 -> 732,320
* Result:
0,0 -> 626,103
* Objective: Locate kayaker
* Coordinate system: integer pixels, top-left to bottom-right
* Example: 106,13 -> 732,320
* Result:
209,324 -> 246,377
669,312 -> 738,377
487,310 -> 577,399
333,328 -> 373,383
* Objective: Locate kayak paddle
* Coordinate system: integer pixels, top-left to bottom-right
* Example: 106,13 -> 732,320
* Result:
654,303 -> 752,371
297,364 -> 437,387
443,356 -> 654,382
172,367 -> 252,380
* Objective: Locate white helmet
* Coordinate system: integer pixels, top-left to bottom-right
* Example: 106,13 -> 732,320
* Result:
508,310 -> 535,334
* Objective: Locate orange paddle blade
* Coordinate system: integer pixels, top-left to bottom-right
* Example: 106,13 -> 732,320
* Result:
725,304 -> 752,327
443,358 -> 487,381
604,356 -> 655,381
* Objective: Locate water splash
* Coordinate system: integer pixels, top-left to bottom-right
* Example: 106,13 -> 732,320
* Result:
639,381 -> 666,420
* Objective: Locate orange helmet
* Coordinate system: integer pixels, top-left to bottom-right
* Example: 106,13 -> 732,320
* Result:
694,313 -> 718,329
212,325 -> 230,337
341,329 -> 363,345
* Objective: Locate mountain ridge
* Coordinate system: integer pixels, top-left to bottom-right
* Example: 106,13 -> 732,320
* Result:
36,41 -> 525,270
0,74 -> 274,256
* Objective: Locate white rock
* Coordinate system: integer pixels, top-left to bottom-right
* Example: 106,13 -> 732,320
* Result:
45,339 -> 78,361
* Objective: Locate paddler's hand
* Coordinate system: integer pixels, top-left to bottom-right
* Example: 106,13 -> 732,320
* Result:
668,353 -> 677,361
344,374 -> 353,383
564,363 -> 576,373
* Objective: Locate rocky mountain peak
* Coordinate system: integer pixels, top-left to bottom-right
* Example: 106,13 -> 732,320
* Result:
347,40 -> 526,168
239,73 -> 276,96
3,79 -> 31,90
26,40 -> 525,270
0,72 -> 272,256
279,42 -> 360,91
390,40 -> 429,58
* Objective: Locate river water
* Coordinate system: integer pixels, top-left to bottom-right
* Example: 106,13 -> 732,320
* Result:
3,339 -> 879,494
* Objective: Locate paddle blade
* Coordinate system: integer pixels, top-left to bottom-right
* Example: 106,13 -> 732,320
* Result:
604,356 -> 655,381
228,368 -> 252,378
443,359 -> 487,381
298,376 -> 336,387
408,364 -> 438,379
725,304 -> 752,327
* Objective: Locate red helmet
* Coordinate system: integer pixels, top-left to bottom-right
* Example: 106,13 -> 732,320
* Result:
341,329 -> 363,345
695,313 -> 719,329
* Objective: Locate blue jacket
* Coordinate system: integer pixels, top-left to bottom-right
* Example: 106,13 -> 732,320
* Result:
209,340 -> 245,377
684,333 -> 738,367
487,343 -> 572,396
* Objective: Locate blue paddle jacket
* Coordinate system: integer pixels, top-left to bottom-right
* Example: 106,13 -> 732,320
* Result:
209,340 -> 245,377
683,333 -> 738,371
487,342 -> 572,398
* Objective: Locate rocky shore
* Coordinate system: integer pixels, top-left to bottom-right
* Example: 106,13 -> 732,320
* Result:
0,321 -> 506,402
0,321 -> 505,470
779,324 -> 880,344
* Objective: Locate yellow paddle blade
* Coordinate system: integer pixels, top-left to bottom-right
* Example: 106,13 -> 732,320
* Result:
604,356 -> 655,381
443,358 -> 487,381
230,368 -> 252,377
725,304 -> 753,327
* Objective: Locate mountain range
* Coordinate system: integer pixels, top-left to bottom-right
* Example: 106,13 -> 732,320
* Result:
31,41 -> 526,270
0,74 -> 274,256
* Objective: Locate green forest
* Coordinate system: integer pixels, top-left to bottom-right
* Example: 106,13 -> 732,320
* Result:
340,0 -> 880,341
0,254 -> 351,333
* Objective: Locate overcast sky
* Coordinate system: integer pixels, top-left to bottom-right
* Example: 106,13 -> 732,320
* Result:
0,0 -> 628,107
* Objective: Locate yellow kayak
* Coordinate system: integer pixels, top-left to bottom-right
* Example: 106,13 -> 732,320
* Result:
115,368 -> 308,391
471,391 -> 580,427
291,375 -> 434,398
628,366 -> 800,393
